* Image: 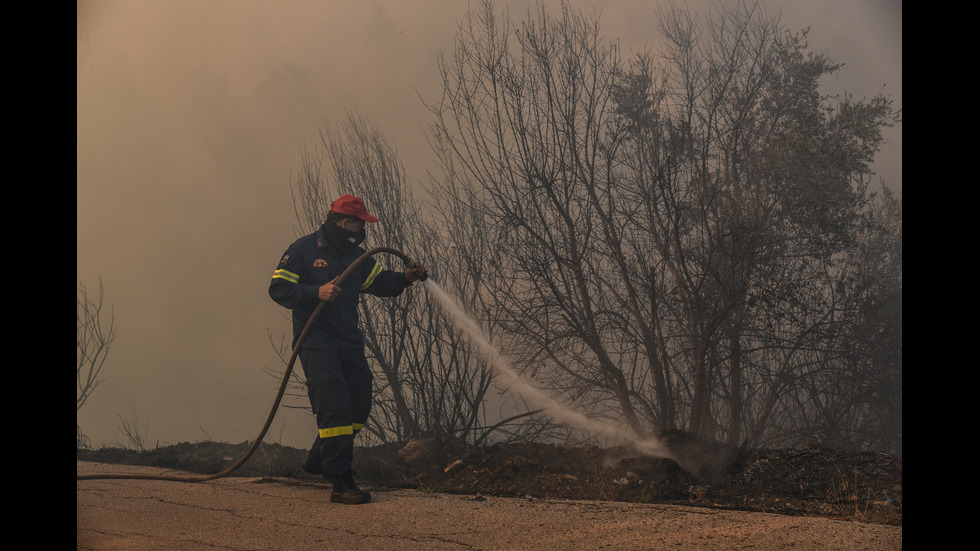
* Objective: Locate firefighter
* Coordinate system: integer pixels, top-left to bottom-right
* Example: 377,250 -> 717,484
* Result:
269,194 -> 428,504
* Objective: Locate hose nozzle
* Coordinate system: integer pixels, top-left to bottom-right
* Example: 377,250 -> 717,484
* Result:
406,259 -> 429,282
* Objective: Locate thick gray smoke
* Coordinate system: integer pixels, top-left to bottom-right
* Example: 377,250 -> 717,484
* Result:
77,0 -> 900,450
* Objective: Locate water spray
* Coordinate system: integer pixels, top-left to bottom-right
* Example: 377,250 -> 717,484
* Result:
422,280 -> 672,459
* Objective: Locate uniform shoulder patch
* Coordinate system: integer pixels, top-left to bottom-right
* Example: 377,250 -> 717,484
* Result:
279,254 -> 290,265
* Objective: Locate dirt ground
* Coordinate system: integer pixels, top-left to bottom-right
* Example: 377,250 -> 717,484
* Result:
76,429 -> 902,526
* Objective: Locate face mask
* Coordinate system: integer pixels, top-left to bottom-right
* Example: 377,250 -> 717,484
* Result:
324,222 -> 366,251
344,227 -> 366,247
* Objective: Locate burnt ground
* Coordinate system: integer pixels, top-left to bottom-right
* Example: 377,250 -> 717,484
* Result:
76,429 -> 902,526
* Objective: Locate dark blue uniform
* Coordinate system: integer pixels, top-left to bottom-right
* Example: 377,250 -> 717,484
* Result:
269,226 -> 411,476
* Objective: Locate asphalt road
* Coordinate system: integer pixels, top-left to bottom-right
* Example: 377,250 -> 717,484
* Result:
77,462 -> 901,550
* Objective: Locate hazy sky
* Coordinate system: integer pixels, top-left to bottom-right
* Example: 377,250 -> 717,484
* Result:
77,0 -> 901,450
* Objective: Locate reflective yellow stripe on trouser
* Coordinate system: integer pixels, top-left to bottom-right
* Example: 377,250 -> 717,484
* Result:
318,423 -> 365,439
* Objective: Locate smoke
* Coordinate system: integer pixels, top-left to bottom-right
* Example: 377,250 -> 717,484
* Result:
77,0 -> 899,451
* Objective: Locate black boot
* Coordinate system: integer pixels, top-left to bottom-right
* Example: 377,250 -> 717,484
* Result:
328,469 -> 371,504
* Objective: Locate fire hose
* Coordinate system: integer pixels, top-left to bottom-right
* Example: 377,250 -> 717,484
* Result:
77,246 -> 426,482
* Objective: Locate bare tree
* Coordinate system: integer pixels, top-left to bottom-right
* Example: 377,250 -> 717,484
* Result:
428,0 -> 656,441
77,277 -> 116,449
77,277 -> 116,412
117,405 -> 151,452
427,0 -> 900,452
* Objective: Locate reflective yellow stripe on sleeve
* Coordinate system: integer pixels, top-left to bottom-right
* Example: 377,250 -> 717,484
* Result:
272,268 -> 300,284
360,261 -> 384,290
